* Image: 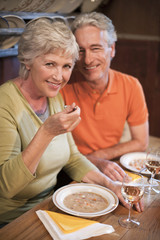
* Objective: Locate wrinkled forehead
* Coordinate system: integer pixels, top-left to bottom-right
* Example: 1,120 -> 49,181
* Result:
75,26 -> 109,46
48,48 -> 75,61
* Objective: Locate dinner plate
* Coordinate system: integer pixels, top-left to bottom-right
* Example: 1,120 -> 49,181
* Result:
0,0 -> 32,12
20,0 -> 45,12
34,0 -> 56,12
52,16 -> 67,24
1,15 -> 25,50
0,17 -> 9,49
0,16 -> 9,28
120,152 -> 160,174
66,16 -> 75,28
81,0 -> 103,13
53,183 -> 119,218
3,15 -> 25,29
45,0 -> 66,12
57,0 -> 83,14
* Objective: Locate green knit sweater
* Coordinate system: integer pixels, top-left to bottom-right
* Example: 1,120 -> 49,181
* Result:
0,81 -> 97,224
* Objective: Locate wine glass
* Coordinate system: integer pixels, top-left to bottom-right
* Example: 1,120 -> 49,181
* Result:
145,147 -> 160,194
119,173 -> 144,229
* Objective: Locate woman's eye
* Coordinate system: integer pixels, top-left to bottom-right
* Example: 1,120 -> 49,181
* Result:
45,63 -> 54,66
64,64 -> 72,69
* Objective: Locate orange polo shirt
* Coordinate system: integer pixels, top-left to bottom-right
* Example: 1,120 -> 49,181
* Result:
60,69 -> 148,155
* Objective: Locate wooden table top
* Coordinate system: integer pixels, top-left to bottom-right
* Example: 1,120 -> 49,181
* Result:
1,180 -> 160,240
0,135 -> 160,240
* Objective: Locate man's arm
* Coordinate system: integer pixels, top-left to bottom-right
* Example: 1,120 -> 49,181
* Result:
87,121 -> 149,160
86,121 -> 149,181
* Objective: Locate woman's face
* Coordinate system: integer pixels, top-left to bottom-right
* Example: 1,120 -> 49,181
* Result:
26,50 -> 74,98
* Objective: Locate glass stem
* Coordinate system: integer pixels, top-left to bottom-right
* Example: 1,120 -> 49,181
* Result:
128,202 -> 132,221
150,173 -> 155,187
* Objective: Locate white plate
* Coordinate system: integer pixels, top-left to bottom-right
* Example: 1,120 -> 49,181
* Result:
1,0 -> 32,12
120,152 -> 160,174
3,15 -> 25,28
52,16 -> 67,24
1,15 -> 25,50
45,0 -> 66,12
53,183 -> 119,218
58,0 -> 83,14
0,16 -> 9,28
20,0 -> 45,12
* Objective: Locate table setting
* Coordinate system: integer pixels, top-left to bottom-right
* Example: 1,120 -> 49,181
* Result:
120,149 -> 160,194
36,183 -> 118,239
0,139 -> 160,240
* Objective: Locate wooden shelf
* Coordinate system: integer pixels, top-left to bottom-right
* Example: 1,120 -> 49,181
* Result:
0,11 -> 66,57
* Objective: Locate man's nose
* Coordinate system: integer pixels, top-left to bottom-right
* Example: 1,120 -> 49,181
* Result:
84,51 -> 93,65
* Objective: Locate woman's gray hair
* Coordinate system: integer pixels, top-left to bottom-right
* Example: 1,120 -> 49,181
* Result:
18,18 -> 79,79
71,12 -> 117,47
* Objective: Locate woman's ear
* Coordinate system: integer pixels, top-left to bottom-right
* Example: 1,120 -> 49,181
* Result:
25,64 -> 30,71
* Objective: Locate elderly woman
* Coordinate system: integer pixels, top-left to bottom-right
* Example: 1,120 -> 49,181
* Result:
0,18 -> 142,227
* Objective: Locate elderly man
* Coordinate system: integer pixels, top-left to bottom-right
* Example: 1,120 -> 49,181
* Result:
61,12 -> 149,182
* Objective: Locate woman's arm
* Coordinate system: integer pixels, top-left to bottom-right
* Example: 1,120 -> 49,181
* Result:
22,105 -> 81,174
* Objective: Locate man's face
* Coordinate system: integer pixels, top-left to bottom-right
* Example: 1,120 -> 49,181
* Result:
74,25 -> 115,87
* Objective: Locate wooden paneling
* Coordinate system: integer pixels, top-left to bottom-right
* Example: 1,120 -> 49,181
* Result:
0,56 -> 19,84
99,0 -> 160,36
111,39 -> 160,137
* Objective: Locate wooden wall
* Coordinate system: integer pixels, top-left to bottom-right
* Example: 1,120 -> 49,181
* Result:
0,56 -> 19,84
111,39 -> 160,137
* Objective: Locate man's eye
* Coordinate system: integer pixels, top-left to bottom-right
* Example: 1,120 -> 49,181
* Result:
79,49 -> 85,54
92,47 -> 101,51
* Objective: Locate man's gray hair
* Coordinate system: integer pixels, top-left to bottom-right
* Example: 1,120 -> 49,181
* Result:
71,12 -> 117,46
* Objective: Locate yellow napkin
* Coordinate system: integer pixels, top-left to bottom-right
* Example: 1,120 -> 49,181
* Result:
36,210 -> 115,240
125,170 -> 141,180
46,211 -> 97,233
124,170 -> 158,187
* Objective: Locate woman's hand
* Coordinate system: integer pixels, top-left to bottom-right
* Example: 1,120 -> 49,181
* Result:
82,170 -> 144,213
111,181 -> 144,212
22,103 -> 81,174
43,103 -> 81,137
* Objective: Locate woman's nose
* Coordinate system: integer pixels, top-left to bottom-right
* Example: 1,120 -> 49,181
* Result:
53,68 -> 63,81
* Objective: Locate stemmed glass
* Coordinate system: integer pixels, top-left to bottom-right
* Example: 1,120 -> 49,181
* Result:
145,147 -> 160,194
119,173 -> 145,229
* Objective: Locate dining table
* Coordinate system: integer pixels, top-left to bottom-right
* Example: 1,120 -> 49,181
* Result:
0,136 -> 160,240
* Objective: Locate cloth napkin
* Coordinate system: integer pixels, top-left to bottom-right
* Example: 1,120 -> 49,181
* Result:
125,170 -> 141,180
36,210 -> 114,240
125,170 -> 158,186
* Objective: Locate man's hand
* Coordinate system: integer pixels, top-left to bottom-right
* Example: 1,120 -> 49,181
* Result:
86,154 -> 126,182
